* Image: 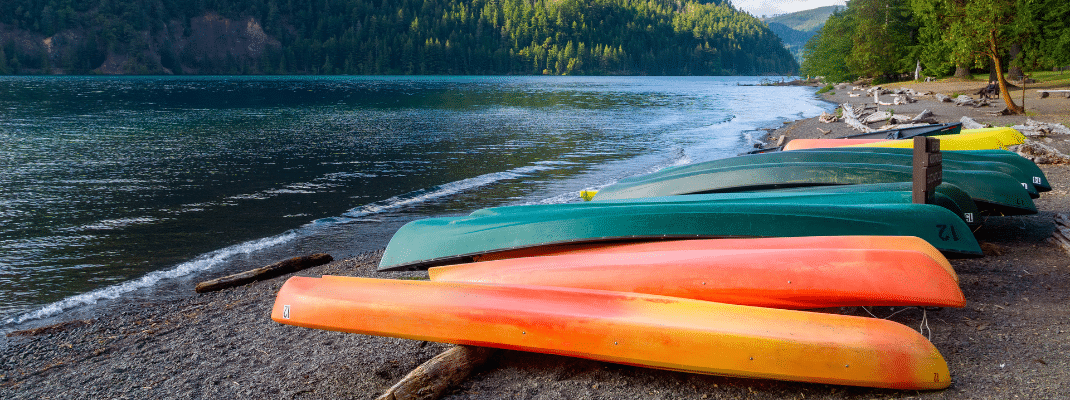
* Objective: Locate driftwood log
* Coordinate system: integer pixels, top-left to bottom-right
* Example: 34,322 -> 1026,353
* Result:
376,345 -> 496,400
1052,214 -> 1070,255
1015,141 -> 1070,164
194,253 -> 333,293
840,103 -> 872,132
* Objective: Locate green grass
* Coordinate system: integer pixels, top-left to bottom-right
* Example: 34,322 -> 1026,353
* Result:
816,84 -> 834,94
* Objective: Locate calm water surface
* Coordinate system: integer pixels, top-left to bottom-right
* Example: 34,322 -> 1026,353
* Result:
0,75 -> 830,329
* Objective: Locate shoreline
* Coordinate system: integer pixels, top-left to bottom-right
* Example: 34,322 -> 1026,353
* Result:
4,85 -> 1070,399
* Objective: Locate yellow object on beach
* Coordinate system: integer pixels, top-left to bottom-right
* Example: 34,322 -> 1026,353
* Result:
580,190 -> 598,201
840,128 -> 1025,151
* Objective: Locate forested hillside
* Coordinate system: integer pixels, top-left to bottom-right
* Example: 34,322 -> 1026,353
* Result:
800,0 -> 1070,83
761,5 -> 842,63
0,0 -> 798,75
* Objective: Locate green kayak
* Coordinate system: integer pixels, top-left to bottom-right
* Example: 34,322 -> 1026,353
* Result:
792,148 -> 1050,192
378,193 -> 983,271
617,150 -> 1038,197
753,183 -> 980,225
594,162 -> 1036,216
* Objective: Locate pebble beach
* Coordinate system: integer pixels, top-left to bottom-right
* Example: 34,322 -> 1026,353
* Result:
3,79 -> 1070,400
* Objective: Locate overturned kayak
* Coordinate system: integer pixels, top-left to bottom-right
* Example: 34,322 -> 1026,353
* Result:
592,162 -> 1036,215
784,127 -> 1025,151
756,182 -> 979,224
586,183 -> 978,224
791,147 -> 1050,192
741,123 -> 962,154
843,122 -> 962,140
378,195 -> 982,271
469,236 -> 956,282
614,148 -> 1036,194
429,247 -> 965,309
272,276 -> 951,389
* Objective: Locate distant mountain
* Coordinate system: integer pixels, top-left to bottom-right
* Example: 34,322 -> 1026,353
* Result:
761,6 -> 844,63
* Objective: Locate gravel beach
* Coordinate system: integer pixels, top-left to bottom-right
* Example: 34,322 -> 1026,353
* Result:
3,79 -> 1069,399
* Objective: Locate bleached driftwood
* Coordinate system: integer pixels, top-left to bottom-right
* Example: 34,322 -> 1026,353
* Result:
863,111 -> 893,124
840,103 -> 873,132
934,93 -> 952,102
953,95 -> 990,107
818,111 -> 838,123
874,123 -> 935,131
885,110 -> 936,125
908,109 -> 936,124
1015,141 -> 1070,164
1011,119 -> 1070,137
892,94 -> 916,104
959,116 -> 989,129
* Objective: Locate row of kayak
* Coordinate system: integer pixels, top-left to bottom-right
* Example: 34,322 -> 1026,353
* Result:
272,124 -> 1045,390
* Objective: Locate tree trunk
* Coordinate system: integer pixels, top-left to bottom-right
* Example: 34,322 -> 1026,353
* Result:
953,65 -> 970,79
1007,43 -> 1023,81
988,30 -> 1023,114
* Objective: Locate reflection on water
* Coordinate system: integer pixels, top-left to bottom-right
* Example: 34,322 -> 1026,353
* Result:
0,75 -> 830,326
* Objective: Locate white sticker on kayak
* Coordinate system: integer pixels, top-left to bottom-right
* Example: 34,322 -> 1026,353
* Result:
965,213 -> 974,223
1022,182 -> 1028,189
1034,176 -> 1042,184
283,305 -> 291,319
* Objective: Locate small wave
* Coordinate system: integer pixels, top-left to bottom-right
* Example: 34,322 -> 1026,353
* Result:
3,232 -> 297,326
76,216 -> 160,231
340,164 -> 558,219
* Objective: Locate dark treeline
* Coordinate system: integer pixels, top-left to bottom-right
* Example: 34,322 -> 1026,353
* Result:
0,0 -> 798,75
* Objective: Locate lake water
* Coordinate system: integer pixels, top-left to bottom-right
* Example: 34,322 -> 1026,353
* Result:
0,75 -> 830,329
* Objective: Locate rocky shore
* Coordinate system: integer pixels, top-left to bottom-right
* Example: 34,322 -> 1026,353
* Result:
3,80 -> 1069,399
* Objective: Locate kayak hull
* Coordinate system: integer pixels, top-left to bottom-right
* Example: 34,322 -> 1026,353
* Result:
629,149 -> 1036,195
469,236 -> 956,281
783,128 -> 1025,151
593,162 -> 1036,216
429,248 -> 966,309
378,197 -> 982,271
272,276 -> 951,390
791,148 -> 1050,192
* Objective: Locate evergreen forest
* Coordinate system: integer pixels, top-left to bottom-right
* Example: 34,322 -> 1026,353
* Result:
799,0 -> 1070,84
0,0 -> 799,75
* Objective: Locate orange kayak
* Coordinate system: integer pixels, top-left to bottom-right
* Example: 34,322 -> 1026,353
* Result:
471,236 -> 956,282
429,248 -> 964,309
272,276 -> 951,389
784,138 -> 885,150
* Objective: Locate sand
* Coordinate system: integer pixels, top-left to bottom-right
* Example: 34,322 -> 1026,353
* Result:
2,79 -> 1069,399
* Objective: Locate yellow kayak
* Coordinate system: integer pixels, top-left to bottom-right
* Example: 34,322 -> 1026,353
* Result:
785,128 -> 1024,151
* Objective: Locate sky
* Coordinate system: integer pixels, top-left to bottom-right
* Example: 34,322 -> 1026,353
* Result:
732,0 -> 847,18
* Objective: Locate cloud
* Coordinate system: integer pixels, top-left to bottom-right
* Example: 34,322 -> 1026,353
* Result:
732,0 -> 847,18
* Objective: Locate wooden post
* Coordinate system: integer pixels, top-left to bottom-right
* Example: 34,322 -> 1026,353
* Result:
912,137 -> 942,205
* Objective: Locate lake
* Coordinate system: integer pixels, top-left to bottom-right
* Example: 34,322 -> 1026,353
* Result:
0,75 -> 830,329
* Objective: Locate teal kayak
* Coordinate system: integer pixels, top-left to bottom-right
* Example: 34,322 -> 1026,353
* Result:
378,193 -> 983,271
594,162 -> 1036,216
617,150 -> 1037,196
754,183 -> 980,225
792,148 -> 1050,192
